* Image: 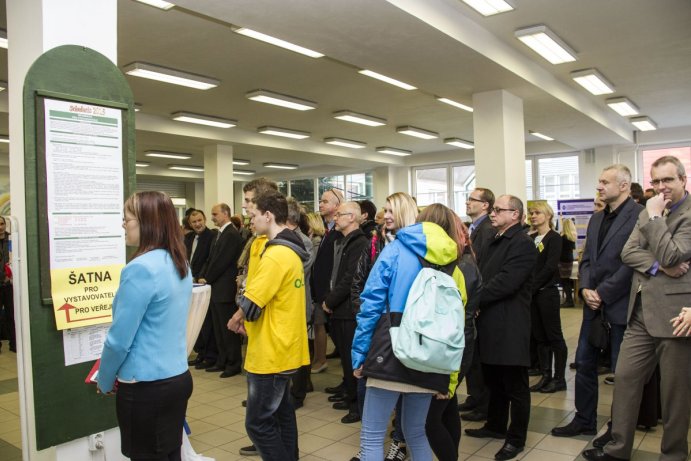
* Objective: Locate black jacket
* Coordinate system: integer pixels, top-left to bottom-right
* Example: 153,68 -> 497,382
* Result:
458,250 -> 482,381
528,229 -> 562,293
477,222 -> 537,366
310,224 -> 342,303
470,215 -> 495,263
184,227 -> 217,280
351,227 -> 386,313
200,224 -> 244,303
325,228 -> 369,320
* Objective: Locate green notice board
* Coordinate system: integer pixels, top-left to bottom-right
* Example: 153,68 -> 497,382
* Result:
23,45 -> 136,449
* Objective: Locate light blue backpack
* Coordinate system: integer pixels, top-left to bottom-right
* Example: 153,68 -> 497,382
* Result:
390,258 -> 465,374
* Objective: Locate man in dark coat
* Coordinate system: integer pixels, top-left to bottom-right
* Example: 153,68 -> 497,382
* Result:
198,203 -> 244,378
465,194 -> 537,461
552,164 -> 642,438
322,201 -> 369,424
185,209 -> 218,369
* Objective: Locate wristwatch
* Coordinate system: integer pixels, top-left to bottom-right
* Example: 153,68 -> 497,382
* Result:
649,215 -> 661,222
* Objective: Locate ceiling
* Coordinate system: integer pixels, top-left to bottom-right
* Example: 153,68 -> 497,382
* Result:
3,0 -> 691,182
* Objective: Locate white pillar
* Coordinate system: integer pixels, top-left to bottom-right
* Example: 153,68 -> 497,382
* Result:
203,144 -> 235,216
472,90 -> 526,202
7,2 -> 118,460
373,166 -> 411,207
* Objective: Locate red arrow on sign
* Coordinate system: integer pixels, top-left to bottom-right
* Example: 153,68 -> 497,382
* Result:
58,303 -> 111,323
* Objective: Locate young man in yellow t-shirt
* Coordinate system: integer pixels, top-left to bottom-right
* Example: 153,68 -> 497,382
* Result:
229,190 -> 310,460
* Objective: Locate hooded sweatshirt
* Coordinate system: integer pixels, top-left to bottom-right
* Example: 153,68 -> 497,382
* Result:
351,222 -> 466,393
240,228 -> 310,374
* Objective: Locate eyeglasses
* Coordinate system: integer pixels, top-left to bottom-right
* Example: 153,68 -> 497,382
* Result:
466,197 -> 486,204
335,212 -> 353,218
650,176 -> 679,187
491,207 -> 516,214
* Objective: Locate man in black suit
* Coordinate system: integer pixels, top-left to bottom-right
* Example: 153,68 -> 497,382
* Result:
459,187 -> 496,421
465,194 -> 537,461
185,209 -> 218,369
552,164 -> 642,438
199,203 -> 244,378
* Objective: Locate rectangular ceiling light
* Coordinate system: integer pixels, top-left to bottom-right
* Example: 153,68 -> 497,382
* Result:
630,116 -> 657,131
168,164 -> 204,172
571,69 -> 615,95
606,97 -> 639,117
444,138 -> 474,149
376,146 -> 412,157
0,135 -> 9,143
234,169 -> 256,176
123,62 -> 219,90
358,70 -> 417,90
515,25 -> 577,64
135,161 -> 150,167
396,126 -> 439,140
134,0 -> 175,10
437,97 -> 473,112
233,28 -> 324,58
529,131 -> 554,141
246,89 -> 317,111
324,137 -> 367,149
264,162 -> 299,170
257,126 -> 311,139
171,111 -> 237,128
145,150 -> 192,160
333,110 -> 387,127
0,30 -> 7,49
233,159 -> 250,166
462,0 -> 514,16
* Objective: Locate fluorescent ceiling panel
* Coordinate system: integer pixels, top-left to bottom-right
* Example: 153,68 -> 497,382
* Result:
606,97 -> 639,116
135,161 -> 150,167
358,70 -> 416,90
123,62 -> 219,90
444,138 -> 474,149
630,116 -> 657,131
134,0 -> 175,10
246,89 -> 317,111
529,131 -> 554,141
324,137 -> 367,149
396,126 -> 439,140
257,126 -> 311,139
168,164 -> 204,172
145,151 -> 192,160
234,170 -> 256,176
436,97 -> 473,112
376,147 -> 412,157
571,69 -> 615,95
233,159 -> 250,166
0,135 -> 9,143
233,28 -> 324,58
515,25 -> 577,64
462,0 -> 514,16
333,110 -> 387,127
171,111 -> 236,128
0,30 -> 6,49
263,162 -> 299,170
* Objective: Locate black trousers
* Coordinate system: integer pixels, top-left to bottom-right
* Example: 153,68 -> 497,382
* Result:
0,283 -> 15,349
209,301 -> 242,371
193,310 -> 217,363
482,363 -> 530,447
464,333 -> 489,412
330,318 -> 358,412
426,393 -> 461,461
531,287 -> 568,378
116,371 -> 192,460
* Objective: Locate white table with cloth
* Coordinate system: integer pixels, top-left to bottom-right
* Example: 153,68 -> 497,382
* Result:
182,284 -> 214,461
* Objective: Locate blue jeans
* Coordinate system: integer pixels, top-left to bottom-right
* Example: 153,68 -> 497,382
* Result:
245,372 -> 297,461
357,378 -> 405,442
574,315 -> 626,428
360,386 -> 432,461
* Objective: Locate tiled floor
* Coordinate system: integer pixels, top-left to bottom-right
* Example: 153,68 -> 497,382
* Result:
0,308 -> 689,460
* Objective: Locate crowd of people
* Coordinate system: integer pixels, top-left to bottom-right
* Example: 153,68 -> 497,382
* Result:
98,155 -> 691,461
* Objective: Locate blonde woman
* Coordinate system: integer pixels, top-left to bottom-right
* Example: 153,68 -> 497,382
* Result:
559,218 -> 577,307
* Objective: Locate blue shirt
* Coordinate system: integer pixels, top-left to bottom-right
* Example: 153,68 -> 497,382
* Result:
98,249 -> 192,393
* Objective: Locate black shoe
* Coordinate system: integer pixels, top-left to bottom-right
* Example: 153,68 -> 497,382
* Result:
597,366 -> 612,375
569,362 -> 578,370
194,361 -> 214,370
528,367 -> 541,376
582,448 -> 629,461
593,425 -> 613,449
328,393 -> 346,402
341,411 -> 361,424
324,384 -> 344,394
529,375 -> 551,392
561,300 -> 575,308
188,357 -> 203,366
604,375 -> 615,385
540,378 -> 567,393
332,401 -> 349,410
551,420 -> 596,437
293,399 -> 304,409
494,442 -> 524,461
461,409 -> 488,422
326,350 -> 340,359
465,427 -> 506,439
220,368 -> 241,378
239,445 -> 258,456
241,400 -> 247,407
205,365 -> 224,372
457,397 -> 477,412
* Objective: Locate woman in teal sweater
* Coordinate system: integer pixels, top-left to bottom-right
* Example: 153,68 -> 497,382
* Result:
98,191 -> 192,461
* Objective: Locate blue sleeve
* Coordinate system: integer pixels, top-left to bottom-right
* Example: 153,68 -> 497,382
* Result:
98,262 -> 155,393
351,244 -> 395,370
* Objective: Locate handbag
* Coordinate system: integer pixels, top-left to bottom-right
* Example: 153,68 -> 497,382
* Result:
587,309 -> 611,350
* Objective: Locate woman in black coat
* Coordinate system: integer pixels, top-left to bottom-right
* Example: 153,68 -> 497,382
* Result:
528,202 -> 568,393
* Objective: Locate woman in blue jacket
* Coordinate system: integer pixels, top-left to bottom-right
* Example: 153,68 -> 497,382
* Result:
98,191 -> 193,461
352,211 -> 465,461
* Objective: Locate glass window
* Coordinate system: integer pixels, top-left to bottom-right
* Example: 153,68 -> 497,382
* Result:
318,175 -> 346,199
525,159 -> 534,201
345,172 -> 373,201
290,179 -> 315,212
536,155 -> 579,212
642,146 -> 691,192
276,180 -> 288,196
452,165 -> 475,217
415,167 -> 448,206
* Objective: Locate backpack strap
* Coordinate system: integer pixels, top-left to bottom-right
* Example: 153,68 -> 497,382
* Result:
416,255 -> 457,277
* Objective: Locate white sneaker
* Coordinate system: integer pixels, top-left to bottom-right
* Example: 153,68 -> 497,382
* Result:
349,449 -> 362,461
384,440 -> 407,461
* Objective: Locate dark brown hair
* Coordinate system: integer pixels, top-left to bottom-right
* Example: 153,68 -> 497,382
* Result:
124,191 -> 188,278
254,190 -> 288,225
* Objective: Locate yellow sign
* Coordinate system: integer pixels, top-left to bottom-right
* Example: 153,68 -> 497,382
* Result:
50,264 -> 123,330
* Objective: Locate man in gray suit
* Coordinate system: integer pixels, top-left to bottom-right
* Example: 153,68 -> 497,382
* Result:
584,155 -> 691,461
